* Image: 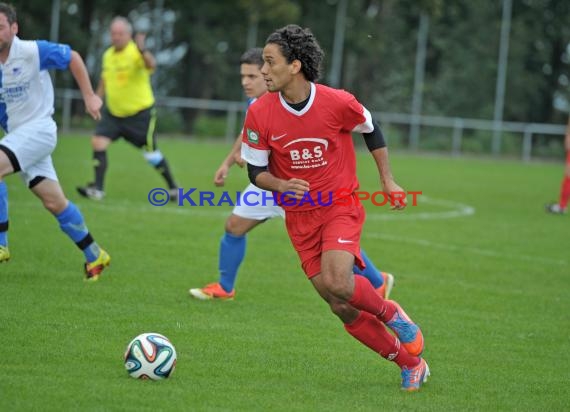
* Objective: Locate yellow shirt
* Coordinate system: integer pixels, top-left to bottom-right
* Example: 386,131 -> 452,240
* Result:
101,41 -> 155,117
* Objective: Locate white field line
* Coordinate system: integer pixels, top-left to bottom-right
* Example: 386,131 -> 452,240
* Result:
15,199 -> 229,218
16,197 -> 563,266
363,232 -> 568,267
17,194 -> 475,221
28,193 -> 473,221
365,195 -> 475,221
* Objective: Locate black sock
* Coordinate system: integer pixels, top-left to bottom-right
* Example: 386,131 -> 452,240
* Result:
155,158 -> 176,189
0,220 -> 8,247
93,150 -> 107,190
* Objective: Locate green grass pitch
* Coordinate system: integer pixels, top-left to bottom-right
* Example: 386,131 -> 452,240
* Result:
0,134 -> 568,411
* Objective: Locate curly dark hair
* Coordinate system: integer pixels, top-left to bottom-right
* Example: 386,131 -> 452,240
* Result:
265,24 -> 324,82
240,47 -> 264,68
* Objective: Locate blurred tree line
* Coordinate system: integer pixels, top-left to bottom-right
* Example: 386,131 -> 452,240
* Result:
14,0 -> 570,133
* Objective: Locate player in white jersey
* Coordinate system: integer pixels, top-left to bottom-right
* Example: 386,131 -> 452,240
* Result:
0,3 -> 110,280
189,48 -> 393,300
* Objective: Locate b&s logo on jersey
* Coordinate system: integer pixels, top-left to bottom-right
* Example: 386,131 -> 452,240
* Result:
284,138 -> 329,170
247,129 -> 259,144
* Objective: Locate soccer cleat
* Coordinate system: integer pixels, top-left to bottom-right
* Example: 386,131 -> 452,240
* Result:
77,183 -> 105,201
385,300 -> 424,357
0,245 -> 10,263
401,358 -> 430,391
189,282 -> 235,300
545,203 -> 566,215
84,249 -> 111,281
375,272 -> 395,299
169,188 -> 178,203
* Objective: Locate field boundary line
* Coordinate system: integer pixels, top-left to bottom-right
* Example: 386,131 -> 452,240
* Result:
364,232 -> 567,266
15,194 -> 476,222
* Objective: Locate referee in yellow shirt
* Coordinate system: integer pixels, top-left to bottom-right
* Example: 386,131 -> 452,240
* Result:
77,16 -> 177,201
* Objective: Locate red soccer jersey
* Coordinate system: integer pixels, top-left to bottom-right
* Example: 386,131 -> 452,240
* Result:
242,83 -> 371,211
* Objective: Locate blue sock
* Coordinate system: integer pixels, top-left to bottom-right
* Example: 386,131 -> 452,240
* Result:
0,181 -> 7,246
55,202 -> 100,262
353,249 -> 383,288
218,232 -> 246,293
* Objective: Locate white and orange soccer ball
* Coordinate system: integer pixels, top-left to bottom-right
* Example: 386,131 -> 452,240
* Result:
124,333 -> 177,380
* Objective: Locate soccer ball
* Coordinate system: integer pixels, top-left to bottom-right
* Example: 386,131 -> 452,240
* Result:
124,333 -> 177,380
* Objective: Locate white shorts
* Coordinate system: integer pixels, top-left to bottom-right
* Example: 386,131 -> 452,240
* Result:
232,183 -> 285,220
0,118 -> 58,186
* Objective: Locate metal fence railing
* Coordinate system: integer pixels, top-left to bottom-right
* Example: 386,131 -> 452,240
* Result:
56,89 -> 567,162
374,112 -> 566,161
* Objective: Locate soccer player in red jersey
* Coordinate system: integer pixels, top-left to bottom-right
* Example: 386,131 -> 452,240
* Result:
189,48 -> 394,301
546,116 -> 570,214
241,25 -> 429,391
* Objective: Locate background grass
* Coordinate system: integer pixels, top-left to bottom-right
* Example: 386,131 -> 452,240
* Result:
0,134 -> 568,411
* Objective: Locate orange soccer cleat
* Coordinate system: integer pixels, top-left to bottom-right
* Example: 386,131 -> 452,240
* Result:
189,282 -> 235,300
385,300 -> 424,357
375,272 -> 394,299
401,358 -> 430,391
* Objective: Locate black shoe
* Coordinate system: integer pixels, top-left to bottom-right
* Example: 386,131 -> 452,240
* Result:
77,183 -> 105,200
169,188 -> 178,202
545,203 -> 566,214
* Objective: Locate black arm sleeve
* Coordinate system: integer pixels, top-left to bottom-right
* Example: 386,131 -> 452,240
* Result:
247,163 -> 268,185
362,119 -> 386,151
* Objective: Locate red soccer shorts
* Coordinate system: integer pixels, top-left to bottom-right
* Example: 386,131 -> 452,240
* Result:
284,194 -> 365,278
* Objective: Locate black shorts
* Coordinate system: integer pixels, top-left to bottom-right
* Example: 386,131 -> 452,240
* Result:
95,106 -> 157,151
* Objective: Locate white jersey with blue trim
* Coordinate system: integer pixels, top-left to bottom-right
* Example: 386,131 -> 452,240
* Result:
0,36 -> 71,133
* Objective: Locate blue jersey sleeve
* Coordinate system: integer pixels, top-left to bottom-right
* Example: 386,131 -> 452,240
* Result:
36,41 -> 72,70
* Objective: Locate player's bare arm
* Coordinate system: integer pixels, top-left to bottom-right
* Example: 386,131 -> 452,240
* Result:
370,147 -> 406,210
253,169 -> 309,200
135,32 -> 156,70
233,148 -> 246,168
230,133 -> 245,167
214,134 -> 244,186
359,118 -> 405,209
95,78 -> 105,99
68,50 -> 102,121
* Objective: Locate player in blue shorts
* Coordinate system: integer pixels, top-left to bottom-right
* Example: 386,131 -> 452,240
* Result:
0,3 -> 110,280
